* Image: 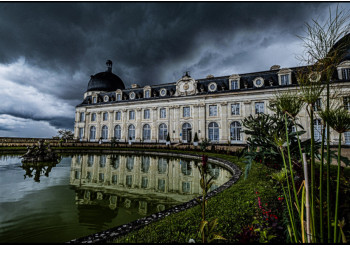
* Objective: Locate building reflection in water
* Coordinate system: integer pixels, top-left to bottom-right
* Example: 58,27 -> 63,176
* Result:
70,154 -> 232,218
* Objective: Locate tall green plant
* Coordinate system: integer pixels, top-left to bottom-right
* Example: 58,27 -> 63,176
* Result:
319,108 -> 350,242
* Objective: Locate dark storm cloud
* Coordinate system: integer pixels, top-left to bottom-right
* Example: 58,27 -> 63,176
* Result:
0,2 -> 343,136
0,2 -> 330,87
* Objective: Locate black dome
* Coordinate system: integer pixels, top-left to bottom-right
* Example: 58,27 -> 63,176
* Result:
87,60 -> 125,92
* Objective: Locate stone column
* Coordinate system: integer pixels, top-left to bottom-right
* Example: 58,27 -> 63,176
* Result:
220,101 -> 228,143
198,103 -> 206,141
108,110 -> 114,140
85,111 -> 90,141
96,111 -> 102,140
151,107 -> 157,142
193,104 -> 199,139
173,105 -> 180,142
122,109 -> 127,142
136,107 -> 142,142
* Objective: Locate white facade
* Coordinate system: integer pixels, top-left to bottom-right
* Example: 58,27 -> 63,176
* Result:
74,64 -> 350,145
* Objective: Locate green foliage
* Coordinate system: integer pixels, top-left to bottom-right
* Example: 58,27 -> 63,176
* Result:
319,108 -> 350,134
166,133 -> 171,142
114,153 -> 284,244
199,138 -> 210,151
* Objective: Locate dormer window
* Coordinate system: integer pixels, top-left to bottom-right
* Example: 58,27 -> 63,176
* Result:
253,77 -> 264,88
129,92 -> 135,100
208,82 -> 217,92
145,90 -> 150,98
93,97 -> 97,103
342,68 -> 350,80
160,88 -> 167,97
104,95 -> 109,102
337,61 -> 350,80
280,74 -> 289,85
229,74 -> 240,90
117,94 -> 121,101
278,68 -> 292,86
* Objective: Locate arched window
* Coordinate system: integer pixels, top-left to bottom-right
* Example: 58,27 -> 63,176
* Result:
114,125 -> 121,140
230,121 -> 242,142
90,126 -> 96,141
128,124 -> 135,140
141,156 -> 150,173
101,125 -> 108,140
143,124 -> 151,141
208,122 -> 219,142
158,123 -> 168,142
182,123 -> 192,142
126,156 -> 134,171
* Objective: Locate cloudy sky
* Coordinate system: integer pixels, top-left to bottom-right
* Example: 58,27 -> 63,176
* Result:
0,2 -> 348,138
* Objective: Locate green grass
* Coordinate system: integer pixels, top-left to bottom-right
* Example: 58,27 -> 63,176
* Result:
113,153 -> 284,244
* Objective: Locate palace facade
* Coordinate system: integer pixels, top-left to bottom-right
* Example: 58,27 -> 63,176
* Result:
74,55 -> 350,145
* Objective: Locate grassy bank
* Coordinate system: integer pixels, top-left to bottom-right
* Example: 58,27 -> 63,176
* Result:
114,153 -> 285,244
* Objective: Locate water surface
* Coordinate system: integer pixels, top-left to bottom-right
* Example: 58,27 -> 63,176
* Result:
0,153 -> 231,243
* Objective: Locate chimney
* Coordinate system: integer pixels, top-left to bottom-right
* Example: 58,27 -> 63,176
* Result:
106,60 -> 113,72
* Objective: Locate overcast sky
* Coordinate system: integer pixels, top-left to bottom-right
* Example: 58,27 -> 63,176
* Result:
0,2 -> 348,138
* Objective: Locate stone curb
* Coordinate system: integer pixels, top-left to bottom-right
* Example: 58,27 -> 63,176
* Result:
67,151 -> 242,244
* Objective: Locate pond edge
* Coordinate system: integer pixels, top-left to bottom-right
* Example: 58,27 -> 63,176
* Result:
66,150 -> 242,244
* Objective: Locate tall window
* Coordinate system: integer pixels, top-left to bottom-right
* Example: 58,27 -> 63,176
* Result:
115,111 -> 121,120
158,179 -> 165,192
117,94 -> 121,101
183,107 -> 191,117
114,125 -> 121,139
182,182 -> 191,193
158,123 -> 168,141
101,125 -> 108,140
208,122 -> 219,142
103,112 -> 108,121
79,128 -> 84,140
144,109 -> 150,119
143,124 -> 151,141
128,124 -> 135,140
255,102 -> 264,114
141,177 -> 148,188
209,105 -> 217,116
90,126 -> 96,140
87,155 -> 94,167
126,175 -> 132,187
180,160 -> 192,175
342,68 -> 350,80
129,110 -> 135,120
314,119 -> 323,142
231,80 -> 239,90
99,155 -> 106,168
158,158 -> 168,173
145,90 -> 150,98
313,98 -> 322,111
345,132 -> 350,144
231,103 -> 240,115
280,74 -> 289,85
182,123 -> 192,142
343,97 -> 350,111
141,156 -> 150,173
91,113 -> 96,121
230,121 -> 242,141
112,175 -> 118,184
126,156 -> 134,171
80,112 -> 85,122
160,108 -> 166,118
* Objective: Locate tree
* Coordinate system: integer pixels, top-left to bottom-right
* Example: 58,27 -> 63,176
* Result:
57,129 -> 74,142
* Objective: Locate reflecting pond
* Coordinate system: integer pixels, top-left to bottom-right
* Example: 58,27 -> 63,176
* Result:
0,153 -> 232,243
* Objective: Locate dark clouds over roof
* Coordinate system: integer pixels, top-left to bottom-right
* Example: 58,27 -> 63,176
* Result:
0,2 -> 345,137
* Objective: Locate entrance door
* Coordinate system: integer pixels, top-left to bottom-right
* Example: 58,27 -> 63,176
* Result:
182,123 -> 192,143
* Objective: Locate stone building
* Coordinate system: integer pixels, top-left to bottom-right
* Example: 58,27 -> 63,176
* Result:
74,54 -> 350,145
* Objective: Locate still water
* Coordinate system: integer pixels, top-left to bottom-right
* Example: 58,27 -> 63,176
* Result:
0,153 -> 232,243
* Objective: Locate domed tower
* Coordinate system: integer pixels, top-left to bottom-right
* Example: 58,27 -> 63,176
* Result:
87,60 -> 125,92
